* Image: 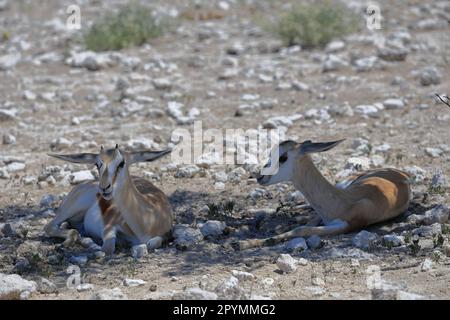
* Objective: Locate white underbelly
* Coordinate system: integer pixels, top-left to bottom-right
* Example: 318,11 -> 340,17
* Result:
83,203 -> 104,241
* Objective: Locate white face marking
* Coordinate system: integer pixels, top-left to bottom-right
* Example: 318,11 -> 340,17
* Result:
258,142 -> 298,186
97,150 -> 126,200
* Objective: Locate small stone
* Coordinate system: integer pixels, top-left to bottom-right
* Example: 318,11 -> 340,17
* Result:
91,287 -> 127,300
322,54 -> 347,72
425,147 -> 442,158
174,287 -> 218,300
420,258 -> 433,271
40,194 -> 58,207
0,273 -> 37,300
149,284 -> 157,292
173,225 -> 203,250
383,98 -> 404,110
123,278 -> 147,287
325,40 -> 345,53
286,237 -> 308,252
146,236 -> 163,250
200,220 -> 226,237
152,78 -> 172,90
306,235 -> 322,249
70,255 -> 88,266
175,165 -> 200,178
382,234 -> 405,247
3,134 -> 16,145
423,205 -> 449,225
412,224 -> 442,237
352,230 -> 378,250
0,53 -> 21,70
396,290 -> 425,300
6,162 -> 26,173
131,244 -> 148,259
50,137 -> 73,150
377,44 -> 408,61
345,157 -> 371,171
404,166 -> 426,183
231,270 -> 255,281
37,278 -> 58,294
311,277 -> 325,287
276,254 -> 298,273
419,67 -> 441,86
215,276 -> 245,299
0,108 -> 17,121
431,170 -> 447,189
77,283 -> 94,292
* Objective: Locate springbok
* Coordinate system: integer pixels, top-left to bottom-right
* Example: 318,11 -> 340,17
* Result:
44,145 -> 173,254
237,139 -> 411,250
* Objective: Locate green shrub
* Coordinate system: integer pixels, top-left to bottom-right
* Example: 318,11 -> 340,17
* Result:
84,3 -> 166,52
271,1 -> 360,48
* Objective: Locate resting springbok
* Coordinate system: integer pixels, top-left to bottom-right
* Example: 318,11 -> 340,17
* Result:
237,139 -> 411,250
44,145 -> 173,254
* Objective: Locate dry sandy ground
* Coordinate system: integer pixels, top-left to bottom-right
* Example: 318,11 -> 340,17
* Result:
0,0 -> 449,299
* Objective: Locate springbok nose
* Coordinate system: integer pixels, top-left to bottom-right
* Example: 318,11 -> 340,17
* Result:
102,184 -> 111,191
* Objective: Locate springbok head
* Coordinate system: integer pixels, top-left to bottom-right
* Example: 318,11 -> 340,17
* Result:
256,139 -> 344,186
49,145 -> 171,200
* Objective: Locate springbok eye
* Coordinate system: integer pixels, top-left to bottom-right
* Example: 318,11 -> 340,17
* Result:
279,153 -> 288,163
118,160 -> 125,169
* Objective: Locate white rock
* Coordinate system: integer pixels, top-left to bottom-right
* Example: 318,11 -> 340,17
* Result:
325,40 -> 346,53
292,81 -> 309,91
353,56 -> 378,72
354,104 -> 380,117
77,283 -> 94,292
0,53 -> 21,70
420,258 -> 433,272
423,205 -> 449,225
383,98 -> 404,110
40,194 -> 58,207
276,254 -> 298,273
70,255 -> 88,266
431,170 -> 447,188
66,51 -> 113,71
131,244 -> 148,259
322,54 -> 347,72
174,287 -> 218,300
403,166 -> 426,183
306,235 -> 322,249
382,234 -> 404,247
69,170 -> 95,184
419,66 -> 441,86
50,137 -> 73,150
146,236 -> 163,250
123,278 -> 147,287
345,157 -> 371,171
167,101 -> 199,125
173,225 -> 203,249
425,147 -> 442,158
352,230 -> 378,250
285,237 -> 308,252
3,134 -> 16,145
6,162 -> 25,173
152,78 -> 172,90
0,108 -> 17,121
200,220 -> 226,237
396,290 -> 425,300
231,270 -> 255,281
228,167 -> 246,183
175,165 -> 200,178
91,287 -> 127,300
215,276 -> 245,299
0,273 -> 37,300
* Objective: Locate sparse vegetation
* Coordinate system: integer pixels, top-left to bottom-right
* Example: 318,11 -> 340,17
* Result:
270,0 -> 359,48
84,3 -> 167,52
206,200 -> 235,220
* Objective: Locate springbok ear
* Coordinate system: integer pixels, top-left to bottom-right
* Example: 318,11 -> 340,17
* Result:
48,153 -> 98,164
128,148 -> 172,164
300,139 -> 345,154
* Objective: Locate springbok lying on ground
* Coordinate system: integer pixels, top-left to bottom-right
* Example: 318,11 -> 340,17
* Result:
237,139 -> 411,250
44,145 -> 173,254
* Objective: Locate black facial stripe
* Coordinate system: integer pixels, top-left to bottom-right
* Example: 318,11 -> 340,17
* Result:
279,153 -> 288,163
